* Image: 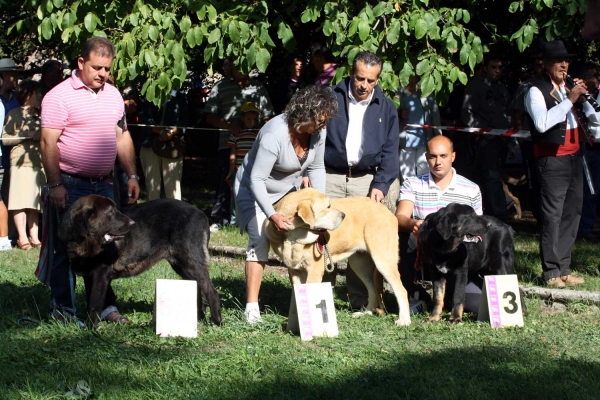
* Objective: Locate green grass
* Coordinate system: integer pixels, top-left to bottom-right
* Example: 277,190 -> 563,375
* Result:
2,230 -> 600,399
2,157 -> 600,399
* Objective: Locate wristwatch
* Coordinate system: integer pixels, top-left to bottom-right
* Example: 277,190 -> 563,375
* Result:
127,174 -> 140,180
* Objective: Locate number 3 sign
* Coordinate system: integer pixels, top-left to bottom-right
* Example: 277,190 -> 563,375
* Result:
287,283 -> 339,341
478,275 -> 524,328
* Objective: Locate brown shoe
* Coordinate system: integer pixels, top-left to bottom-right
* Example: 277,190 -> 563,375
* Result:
546,277 -> 566,288
561,275 -> 585,286
103,311 -> 132,324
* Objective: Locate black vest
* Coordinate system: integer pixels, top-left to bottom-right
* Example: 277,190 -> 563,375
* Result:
525,73 -> 583,145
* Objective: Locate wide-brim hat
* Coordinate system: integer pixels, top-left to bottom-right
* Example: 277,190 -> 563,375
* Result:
0,58 -> 23,72
540,41 -> 576,59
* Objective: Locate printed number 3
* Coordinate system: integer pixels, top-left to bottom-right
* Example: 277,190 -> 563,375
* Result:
503,291 -> 518,314
315,299 -> 329,323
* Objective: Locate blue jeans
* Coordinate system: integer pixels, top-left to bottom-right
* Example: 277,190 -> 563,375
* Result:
49,174 -> 118,318
578,147 -> 600,236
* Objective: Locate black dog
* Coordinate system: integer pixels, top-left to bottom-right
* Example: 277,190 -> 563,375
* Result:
419,203 -> 520,323
58,194 -> 222,327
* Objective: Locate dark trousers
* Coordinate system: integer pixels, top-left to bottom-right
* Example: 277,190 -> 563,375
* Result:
537,154 -> 583,280
49,174 -> 117,317
521,141 -> 541,222
210,148 -> 231,226
477,137 -> 508,221
578,147 -> 600,236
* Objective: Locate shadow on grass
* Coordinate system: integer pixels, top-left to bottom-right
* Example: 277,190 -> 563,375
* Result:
1,333 -> 599,399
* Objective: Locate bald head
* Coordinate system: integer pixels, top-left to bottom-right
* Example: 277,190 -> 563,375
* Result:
426,135 -> 455,182
427,135 -> 454,153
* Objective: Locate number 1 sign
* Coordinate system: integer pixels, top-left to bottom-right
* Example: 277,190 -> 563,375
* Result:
288,283 -> 339,341
478,275 -> 524,328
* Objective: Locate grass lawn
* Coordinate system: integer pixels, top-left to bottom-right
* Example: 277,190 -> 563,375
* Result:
1,159 -> 600,399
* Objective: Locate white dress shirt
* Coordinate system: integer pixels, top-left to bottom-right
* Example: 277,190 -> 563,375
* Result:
345,82 -> 374,166
525,81 -> 599,134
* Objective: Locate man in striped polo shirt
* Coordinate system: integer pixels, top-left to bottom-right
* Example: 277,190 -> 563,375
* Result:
41,37 -> 140,324
204,57 -> 274,230
396,135 -> 482,311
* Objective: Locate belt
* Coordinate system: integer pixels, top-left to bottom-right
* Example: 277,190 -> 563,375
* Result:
61,171 -> 110,184
326,166 -> 375,178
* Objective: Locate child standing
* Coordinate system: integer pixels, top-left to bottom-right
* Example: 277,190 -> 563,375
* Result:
225,102 -> 259,228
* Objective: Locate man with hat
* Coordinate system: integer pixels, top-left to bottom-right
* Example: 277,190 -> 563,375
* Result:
524,40 -> 600,287
0,58 -> 23,251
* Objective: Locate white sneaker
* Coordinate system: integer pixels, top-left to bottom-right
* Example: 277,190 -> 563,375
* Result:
244,308 -> 263,324
0,241 -> 11,251
209,224 -> 220,233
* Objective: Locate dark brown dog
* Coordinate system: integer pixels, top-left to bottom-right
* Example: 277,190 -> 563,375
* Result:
59,194 -> 222,327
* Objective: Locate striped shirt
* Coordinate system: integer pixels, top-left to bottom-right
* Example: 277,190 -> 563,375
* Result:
41,71 -> 125,177
228,130 -> 257,168
399,168 -> 483,219
204,77 -> 274,150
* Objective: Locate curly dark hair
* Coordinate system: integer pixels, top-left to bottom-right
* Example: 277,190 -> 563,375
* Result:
16,79 -> 42,105
284,85 -> 338,132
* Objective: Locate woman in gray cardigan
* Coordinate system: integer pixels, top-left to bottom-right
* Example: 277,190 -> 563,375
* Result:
234,85 -> 338,324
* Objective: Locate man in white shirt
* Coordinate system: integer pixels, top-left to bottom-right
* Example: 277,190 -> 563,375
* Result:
322,51 -> 400,308
524,40 -> 600,287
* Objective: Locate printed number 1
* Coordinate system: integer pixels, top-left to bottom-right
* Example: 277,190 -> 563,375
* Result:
503,291 -> 518,314
315,299 -> 329,323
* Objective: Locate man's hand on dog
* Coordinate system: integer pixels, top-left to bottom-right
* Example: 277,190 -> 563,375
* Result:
412,219 -> 424,238
270,213 -> 291,232
49,185 -> 69,209
127,179 -> 140,204
369,188 -> 384,203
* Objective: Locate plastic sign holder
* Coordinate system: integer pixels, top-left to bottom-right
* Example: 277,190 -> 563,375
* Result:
287,283 -> 339,341
478,275 -> 524,328
154,279 -> 198,338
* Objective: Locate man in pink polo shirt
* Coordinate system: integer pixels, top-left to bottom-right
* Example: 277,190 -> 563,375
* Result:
41,37 -> 140,324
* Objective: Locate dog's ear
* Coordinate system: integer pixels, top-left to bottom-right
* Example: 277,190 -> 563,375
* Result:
465,216 -> 489,236
436,213 -> 457,241
58,202 -> 96,243
296,199 -> 316,227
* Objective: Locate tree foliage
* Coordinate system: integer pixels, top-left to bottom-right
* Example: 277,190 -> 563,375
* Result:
2,0 -> 594,106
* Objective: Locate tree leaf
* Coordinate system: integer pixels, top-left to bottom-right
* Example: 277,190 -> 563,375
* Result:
543,0 -> 553,7
459,43 -> 471,65
416,59 -> 429,76
415,18 -> 427,39
148,25 -> 159,41
458,70 -> 468,85
144,50 -> 155,67
229,21 -> 240,43
157,72 -> 168,89
239,21 -> 250,42
186,27 -> 196,47
180,16 -> 191,33
276,21 -> 295,51
449,66 -> 458,82
347,47 -> 360,65
508,2 -> 520,13
468,50 -> 476,71
129,13 -> 138,27
208,27 -> 221,44
84,12 -> 97,33
358,19 -> 370,41
462,10 -> 470,23
41,17 -> 52,40
194,26 -> 203,45
256,47 -> 271,72
172,41 -> 184,63
523,24 -> 533,45
420,74 -> 435,97
386,19 -> 401,44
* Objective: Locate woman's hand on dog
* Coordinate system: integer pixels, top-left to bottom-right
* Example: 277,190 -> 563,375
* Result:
269,213 -> 291,232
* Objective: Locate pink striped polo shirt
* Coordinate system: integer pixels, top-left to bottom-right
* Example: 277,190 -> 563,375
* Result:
41,71 -> 125,177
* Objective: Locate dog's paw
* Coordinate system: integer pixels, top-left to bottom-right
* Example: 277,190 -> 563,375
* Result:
449,316 -> 463,324
352,311 -> 373,318
428,314 -> 442,322
395,316 -> 411,326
